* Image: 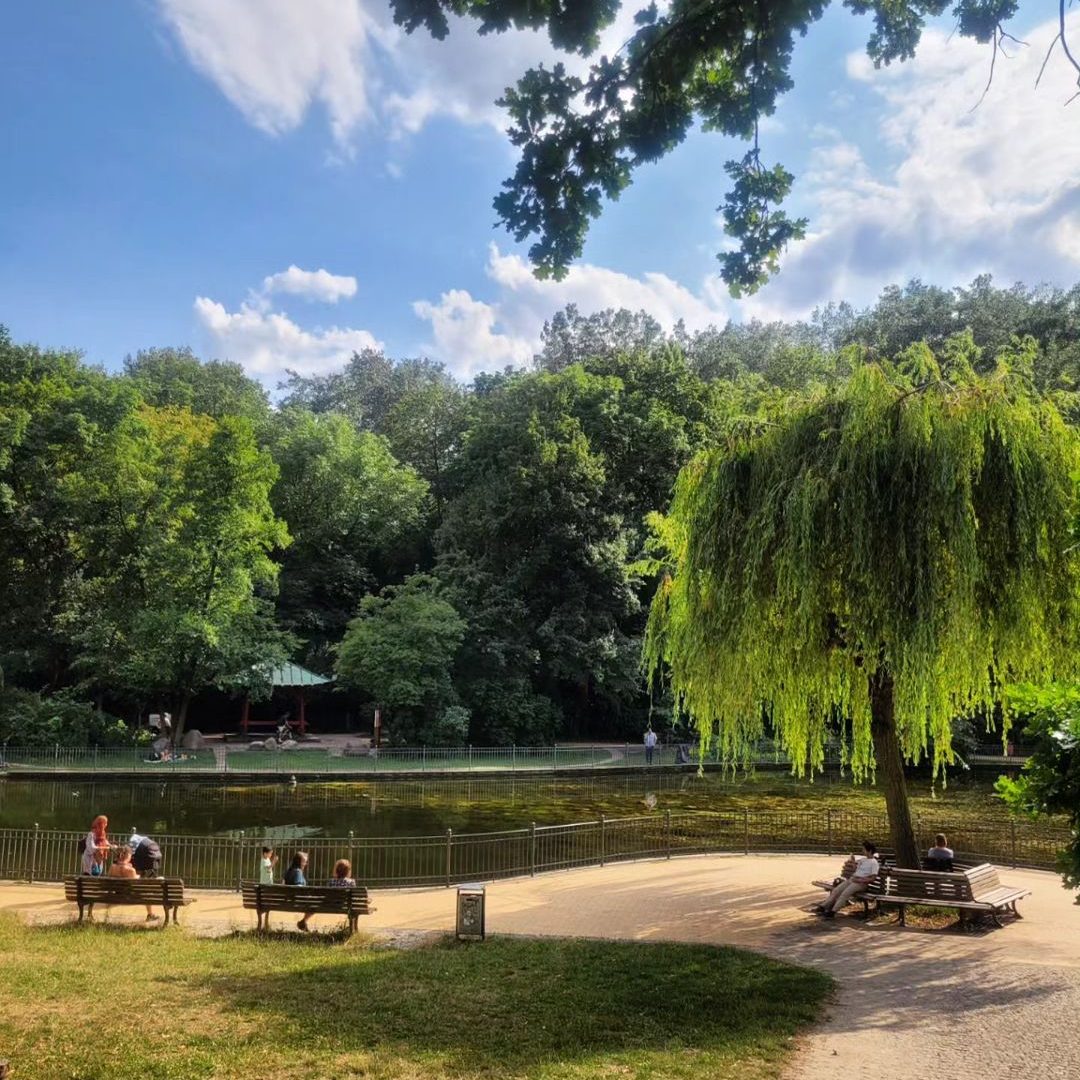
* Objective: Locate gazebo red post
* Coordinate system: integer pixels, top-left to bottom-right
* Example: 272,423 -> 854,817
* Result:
296,688 -> 307,735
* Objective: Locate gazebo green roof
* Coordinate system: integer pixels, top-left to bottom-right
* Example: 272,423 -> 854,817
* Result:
265,662 -> 333,688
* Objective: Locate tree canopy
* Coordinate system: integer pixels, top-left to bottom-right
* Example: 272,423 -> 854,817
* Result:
6,272 -> 1080,758
644,348 -> 1080,865
393,1 -> 1080,293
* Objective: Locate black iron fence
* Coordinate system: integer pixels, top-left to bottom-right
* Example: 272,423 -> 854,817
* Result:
0,809 -> 1067,891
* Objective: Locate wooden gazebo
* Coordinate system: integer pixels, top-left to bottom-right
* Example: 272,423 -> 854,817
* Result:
240,662 -> 332,736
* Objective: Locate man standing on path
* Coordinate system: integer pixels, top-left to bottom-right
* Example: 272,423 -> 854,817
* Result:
644,727 -> 658,765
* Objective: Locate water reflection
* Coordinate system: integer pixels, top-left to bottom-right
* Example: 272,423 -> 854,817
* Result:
0,772 -> 762,837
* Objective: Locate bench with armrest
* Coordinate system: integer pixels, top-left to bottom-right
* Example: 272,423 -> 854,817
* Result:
240,881 -> 374,935
878,864 -> 1030,927
64,875 -> 193,925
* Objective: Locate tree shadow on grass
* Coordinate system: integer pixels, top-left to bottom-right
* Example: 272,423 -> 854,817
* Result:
205,937 -> 832,1073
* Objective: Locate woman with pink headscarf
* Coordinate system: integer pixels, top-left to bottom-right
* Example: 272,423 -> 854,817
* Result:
80,814 -> 111,875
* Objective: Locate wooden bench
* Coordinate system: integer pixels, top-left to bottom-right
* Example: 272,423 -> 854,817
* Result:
811,853 -> 980,917
240,881 -> 374,935
64,876 -> 193,925
878,864 -> 1030,928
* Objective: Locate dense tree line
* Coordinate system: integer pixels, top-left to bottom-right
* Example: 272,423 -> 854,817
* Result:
3,275 -> 1080,747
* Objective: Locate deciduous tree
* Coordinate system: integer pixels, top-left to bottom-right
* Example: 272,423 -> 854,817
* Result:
644,349 -> 1080,867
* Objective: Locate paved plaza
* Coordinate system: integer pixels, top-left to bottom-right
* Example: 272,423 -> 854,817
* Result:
2,854 -> 1077,1079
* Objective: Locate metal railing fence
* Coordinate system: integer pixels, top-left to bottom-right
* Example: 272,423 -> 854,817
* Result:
0,742 -> 799,775
0,741 -> 1026,776
0,809 -> 1068,890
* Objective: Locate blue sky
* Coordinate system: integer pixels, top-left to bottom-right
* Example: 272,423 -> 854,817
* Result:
2,1 -> 1078,382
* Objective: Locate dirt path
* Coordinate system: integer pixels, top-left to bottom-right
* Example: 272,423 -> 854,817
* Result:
2,854 -> 1076,1079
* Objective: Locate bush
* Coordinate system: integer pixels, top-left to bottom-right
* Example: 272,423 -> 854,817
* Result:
0,688 -> 133,747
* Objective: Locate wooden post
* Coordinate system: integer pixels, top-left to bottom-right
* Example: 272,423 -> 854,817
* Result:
297,689 -> 307,735
241,696 -> 250,735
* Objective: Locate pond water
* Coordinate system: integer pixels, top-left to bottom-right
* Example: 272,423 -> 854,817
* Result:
0,769 -> 1005,839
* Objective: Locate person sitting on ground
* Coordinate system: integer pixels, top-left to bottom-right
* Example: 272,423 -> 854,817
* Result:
108,845 -> 139,879
816,840 -> 880,919
81,814 -> 111,875
328,859 -> 356,887
925,833 -> 955,868
284,851 -> 317,932
259,845 -> 277,885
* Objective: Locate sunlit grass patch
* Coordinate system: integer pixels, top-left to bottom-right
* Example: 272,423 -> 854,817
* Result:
0,915 -> 831,1080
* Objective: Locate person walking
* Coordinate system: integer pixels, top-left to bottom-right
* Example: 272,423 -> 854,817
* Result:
643,727 -> 658,766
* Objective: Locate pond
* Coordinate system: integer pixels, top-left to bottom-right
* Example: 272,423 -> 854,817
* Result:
0,769 -> 1010,840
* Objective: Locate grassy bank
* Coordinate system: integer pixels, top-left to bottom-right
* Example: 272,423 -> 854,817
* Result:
0,916 -> 831,1080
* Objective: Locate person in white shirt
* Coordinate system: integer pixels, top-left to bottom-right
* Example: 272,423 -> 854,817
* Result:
259,846 -> 277,885
817,840 -> 881,918
926,833 -> 954,863
643,728 -> 658,765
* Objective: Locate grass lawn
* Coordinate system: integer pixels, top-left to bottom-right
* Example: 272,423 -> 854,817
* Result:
0,916 -> 832,1080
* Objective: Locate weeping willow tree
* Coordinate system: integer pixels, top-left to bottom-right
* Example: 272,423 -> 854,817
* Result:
644,345 -> 1080,868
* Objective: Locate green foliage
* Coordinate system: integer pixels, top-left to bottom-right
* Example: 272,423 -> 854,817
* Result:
394,0 -> 1042,290
645,355 -> 1080,779
717,152 -> 807,298
123,346 -> 270,423
437,358 -> 699,738
998,682 -> 1080,895
336,574 -> 466,743
268,408 -> 429,666
62,406 -> 292,730
0,688 -> 131,747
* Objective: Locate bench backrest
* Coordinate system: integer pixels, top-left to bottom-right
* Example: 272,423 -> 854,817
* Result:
963,864 -> 1003,899
240,881 -> 370,915
885,865 -> 994,904
63,875 -> 187,905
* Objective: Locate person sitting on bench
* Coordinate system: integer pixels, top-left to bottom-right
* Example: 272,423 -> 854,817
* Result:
285,851 -> 317,932
816,840 -> 880,919
327,859 -> 355,887
108,845 -> 138,879
925,833 -> 954,870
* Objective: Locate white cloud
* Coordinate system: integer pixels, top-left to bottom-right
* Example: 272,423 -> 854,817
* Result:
158,0 -> 376,146
412,289 -> 533,379
749,12 -> 1080,319
413,244 -> 730,378
194,296 -> 381,380
156,1 -> 645,148
261,265 -> 358,303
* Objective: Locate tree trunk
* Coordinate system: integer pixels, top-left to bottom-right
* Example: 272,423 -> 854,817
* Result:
172,691 -> 192,747
869,667 -> 920,868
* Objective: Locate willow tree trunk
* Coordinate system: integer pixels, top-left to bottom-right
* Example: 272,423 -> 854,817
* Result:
869,668 -> 920,868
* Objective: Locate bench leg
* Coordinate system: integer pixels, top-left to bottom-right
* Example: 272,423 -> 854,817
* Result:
1010,902 -> 1023,919
77,902 -> 85,924
86,903 -> 95,923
